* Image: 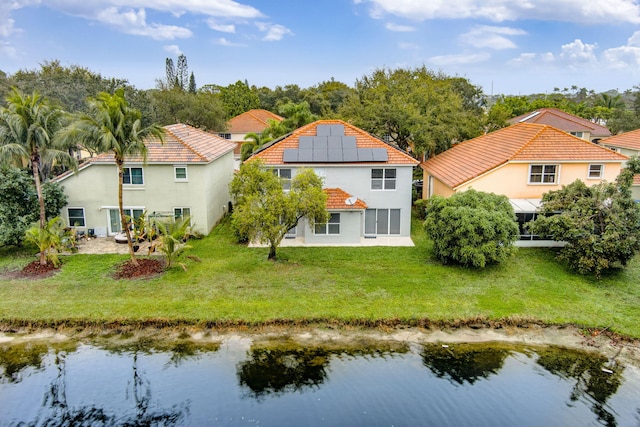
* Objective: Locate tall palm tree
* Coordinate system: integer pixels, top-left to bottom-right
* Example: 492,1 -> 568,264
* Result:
62,88 -> 164,265
0,87 -> 76,265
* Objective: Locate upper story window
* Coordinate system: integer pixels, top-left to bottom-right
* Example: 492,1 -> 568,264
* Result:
570,131 -> 584,138
529,164 -> 558,184
273,168 -> 292,191
588,164 -> 604,179
218,133 -> 231,140
371,168 -> 396,190
174,165 -> 188,181
314,213 -> 340,235
123,167 -> 143,185
67,207 -> 85,227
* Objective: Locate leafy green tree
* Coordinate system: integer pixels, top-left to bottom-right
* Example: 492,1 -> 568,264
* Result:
279,101 -> 318,131
424,189 -> 519,268
61,88 -> 165,265
0,167 -> 67,247
152,216 -> 193,270
24,216 -> 73,267
230,161 -> 328,260
217,80 -> 260,118
188,72 -> 197,94
528,160 -> 640,278
148,89 -> 226,131
340,66 -> 484,158
302,78 -> 354,116
0,88 -> 76,264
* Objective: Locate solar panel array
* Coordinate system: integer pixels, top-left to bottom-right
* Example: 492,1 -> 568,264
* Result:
283,124 -> 388,163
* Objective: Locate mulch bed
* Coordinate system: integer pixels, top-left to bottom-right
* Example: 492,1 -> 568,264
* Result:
114,258 -> 166,280
2,261 -> 60,280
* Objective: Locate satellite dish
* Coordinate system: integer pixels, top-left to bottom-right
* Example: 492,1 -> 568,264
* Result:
345,196 -> 357,206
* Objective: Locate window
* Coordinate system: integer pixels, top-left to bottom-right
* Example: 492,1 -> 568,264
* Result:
315,213 -> 340,235
371,168 -> 396,190
588,164 -> 604,179
570,131 -> 584,138
174,166 -> 188,181
174,207 -> 191,222
218,133 -> 231,139
529,165 -> 557,184
273,168 -> 292,191
68,208 -> 85,227
365,209 -> 401,235
123,167 -> 143,185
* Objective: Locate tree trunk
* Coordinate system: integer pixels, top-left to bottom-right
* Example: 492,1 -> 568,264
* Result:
268,245 -> 277,260
117,159 -> 138,266
32,153 -> 47,266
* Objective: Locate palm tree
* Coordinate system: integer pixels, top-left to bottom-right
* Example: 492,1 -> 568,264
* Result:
62,88 -> 164,265
0,88 -> 76,265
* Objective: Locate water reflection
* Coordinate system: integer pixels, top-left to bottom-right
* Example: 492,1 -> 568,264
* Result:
0,335 -> 638,427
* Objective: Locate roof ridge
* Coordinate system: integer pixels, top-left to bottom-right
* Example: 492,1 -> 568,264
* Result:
164,125 -> 209,162
542,109 -> 597,131
510,123 -> 548,159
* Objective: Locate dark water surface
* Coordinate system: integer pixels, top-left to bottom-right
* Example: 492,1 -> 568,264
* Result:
0,336 -> 639,426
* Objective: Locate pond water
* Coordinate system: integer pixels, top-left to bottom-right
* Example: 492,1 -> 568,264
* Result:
0,334 -> 639,427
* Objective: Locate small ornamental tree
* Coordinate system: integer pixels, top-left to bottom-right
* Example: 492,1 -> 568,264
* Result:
230,160 -> 328,260
528,161 -> 640,278
424,189 -> 519,268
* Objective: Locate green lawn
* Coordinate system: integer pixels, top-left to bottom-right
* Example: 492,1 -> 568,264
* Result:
1,216 -> 639,338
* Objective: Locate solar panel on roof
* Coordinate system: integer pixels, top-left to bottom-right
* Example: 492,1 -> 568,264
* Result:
283,149 -> 298,162
328,148 -> 343,162
341,136 -> 356,149
313,148 -> 328,162
330,124 -> 345,135
343,148 -> 358,161
299,136 -> 314,149
313,136 -> 328,148
371,148 -> 388,161
357,149 -> 374,161
316,125 -> 331,136
327,136 -> 342,148
298,149 -> 313,162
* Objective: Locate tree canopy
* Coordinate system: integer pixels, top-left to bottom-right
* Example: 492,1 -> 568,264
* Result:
424,189 -> 519,268
528,160 -> 640,278
230,161 -> 328,260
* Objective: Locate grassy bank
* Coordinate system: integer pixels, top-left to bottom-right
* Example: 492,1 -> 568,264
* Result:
1,217 -> 639,338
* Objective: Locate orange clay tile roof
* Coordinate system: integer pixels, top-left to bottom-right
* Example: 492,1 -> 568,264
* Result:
227,109 -> 283,133
250,119 -> 419,166
421,123 -> 628,189
86,123 -> 236,164
509,108 -> 611,137
601,128 -> 640,151
634,174 -> 640,186
324,188 -> 368,210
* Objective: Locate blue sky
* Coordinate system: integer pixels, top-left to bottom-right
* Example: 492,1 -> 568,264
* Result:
2,0 -> 640,96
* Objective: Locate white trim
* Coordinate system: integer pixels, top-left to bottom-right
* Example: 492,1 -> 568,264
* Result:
314,212 -> 341,235
174,165 -> 188,182
67,207 -> 86,227
587,163 -> 604,180
122,166 -> 144,186
370,168 -> 397,191
528,164 -> 560,185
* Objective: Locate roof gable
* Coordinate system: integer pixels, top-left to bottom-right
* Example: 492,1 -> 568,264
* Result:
601,128 -> 640,151
251,120 -> 419,166
509,108 -> 611,137
227,109 -> 283,133
324,188 -> 368,210
421,123 -> 627,189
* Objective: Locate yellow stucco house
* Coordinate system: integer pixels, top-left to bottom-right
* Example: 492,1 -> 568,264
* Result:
599,128 -> 640,200
420,123 -> 628,244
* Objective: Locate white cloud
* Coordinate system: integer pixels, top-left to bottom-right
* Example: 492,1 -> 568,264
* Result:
602,31 -> 640,69
356,0 -> 640,24
460,25 -> 526,50
385,22 -> 415,32
214,37 -> 246,47
255,22 -> 293,41
95,7 -> 192,40
163,44 -> 182,55
429,52 -> 491,66
558,39 -> 598,64
206,18 -> 235,33
508,52 -> 554,65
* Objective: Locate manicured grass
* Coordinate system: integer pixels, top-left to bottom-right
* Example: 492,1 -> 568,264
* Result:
1,216 -> 639,338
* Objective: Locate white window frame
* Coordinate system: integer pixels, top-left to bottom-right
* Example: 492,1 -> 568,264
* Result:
314,213 -> 340,235
122,166 -> 144,185
174,207 -> 192,224
528,164 -> 558,185
218,133 -> 231,139
570,131 -> 584,138
587,164 -> 604,180
273,168 -> 292,191
174,165 -> 188,182
67,207 -> 86,227
371,168 -> 397,190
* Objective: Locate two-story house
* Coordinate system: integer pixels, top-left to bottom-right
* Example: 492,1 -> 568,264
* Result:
509,108 -> 611,143
220,109 -> 284,166
420,123 -> 628,244
249,120 -> 420,246
55,124 -> 236,237
599,128 -> 640,199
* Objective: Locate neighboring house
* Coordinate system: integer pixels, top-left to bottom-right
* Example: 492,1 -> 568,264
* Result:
420,123 -> 628,245
220,109 -> 284,162
249,120 -> 419,246
509,108 -> 611,143
599,128 -> 640,199
55,124 -> 236,237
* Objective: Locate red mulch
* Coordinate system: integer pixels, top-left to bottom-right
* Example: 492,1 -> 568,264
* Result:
114,258 -> 166,280
2,260 -> 59,280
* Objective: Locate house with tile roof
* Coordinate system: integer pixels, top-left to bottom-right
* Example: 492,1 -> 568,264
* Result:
249,120 -> 420,246
420,123 -> 628,244
55,124 -> 236,237
509,108 -> 611,142
599,128 -> 640,199
220,109 -> 284,162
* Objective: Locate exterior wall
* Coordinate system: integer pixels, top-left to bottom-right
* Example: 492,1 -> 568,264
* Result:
59,153 -> 234,236
421,172 -> 456,198
455,162 -> 623,198
632,185 -> 640,201
300,210 -> 363,244
602,144 -> 639,159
